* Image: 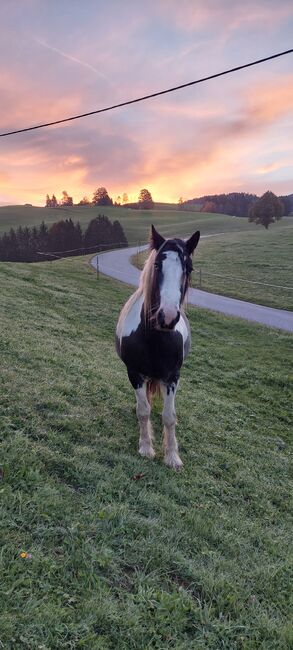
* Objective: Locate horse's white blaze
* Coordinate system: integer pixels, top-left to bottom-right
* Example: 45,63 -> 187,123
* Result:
116,293 -> 144,341
160,251 -> 182,324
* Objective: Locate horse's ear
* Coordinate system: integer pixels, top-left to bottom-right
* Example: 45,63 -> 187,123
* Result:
186,231 -> 200,255
150,224 -> 165,250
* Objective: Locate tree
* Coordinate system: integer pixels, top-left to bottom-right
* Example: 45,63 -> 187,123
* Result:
112,220 -> 128,247
78,196 -> 90,206
38,222 -> 50,255
279,194 -> 293,216
200,200 -> 217,213
49,218 -> 81,254
184,192 -> 257,217
45,194 -> 58,207
138,188 -> 154,210
248,191 -> 284,229
92,187 -> 113,206
61,191 -> 73,206
122,193 -> 129,204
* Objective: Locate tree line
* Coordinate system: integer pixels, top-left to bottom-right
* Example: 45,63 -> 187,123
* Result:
46,187 -> 154,209
0,215 -> 128,262
182,191 -> 293,218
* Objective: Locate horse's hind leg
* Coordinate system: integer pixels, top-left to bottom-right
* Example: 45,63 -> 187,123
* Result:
161,381 -> 183,470
128,371 -> 155,459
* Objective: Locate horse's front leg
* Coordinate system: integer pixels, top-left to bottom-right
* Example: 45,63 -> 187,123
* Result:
136,383 -> 156,459
161,381 -> 183,470
128,370 -> 155,459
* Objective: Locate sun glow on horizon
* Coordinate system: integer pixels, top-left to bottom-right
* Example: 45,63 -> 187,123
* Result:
0,2 -> 292,206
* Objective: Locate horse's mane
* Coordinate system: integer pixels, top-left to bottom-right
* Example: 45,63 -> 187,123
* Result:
117,249 -> 156,331
140,248 -> 157,320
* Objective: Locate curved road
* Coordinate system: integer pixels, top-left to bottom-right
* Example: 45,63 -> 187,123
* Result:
91,244 -> 293,333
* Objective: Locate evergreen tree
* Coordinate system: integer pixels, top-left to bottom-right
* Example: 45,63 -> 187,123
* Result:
4,229 -> 19,261
38,222 -> 50,254
112,220 -> 128,248
84,215 -> 114,250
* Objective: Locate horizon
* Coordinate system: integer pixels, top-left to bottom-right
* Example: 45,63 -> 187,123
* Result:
0,187 -> 292,210
0,1 -> 293,205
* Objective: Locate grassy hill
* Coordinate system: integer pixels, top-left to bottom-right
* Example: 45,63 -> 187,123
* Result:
134,220 -> 293,311
0,204 -> 257,242
0,256 -> 292,648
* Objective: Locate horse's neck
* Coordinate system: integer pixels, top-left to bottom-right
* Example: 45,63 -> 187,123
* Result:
117,290 -> 144,341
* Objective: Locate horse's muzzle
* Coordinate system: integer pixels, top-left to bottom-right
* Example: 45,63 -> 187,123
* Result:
157,309 -> 180,330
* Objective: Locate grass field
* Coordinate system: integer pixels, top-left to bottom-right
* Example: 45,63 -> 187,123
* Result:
0,204 -> 257,242
0,256 -> 292,648
133,220 -> 293,311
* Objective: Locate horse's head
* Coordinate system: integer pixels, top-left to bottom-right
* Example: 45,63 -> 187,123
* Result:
148,225 -> 200,330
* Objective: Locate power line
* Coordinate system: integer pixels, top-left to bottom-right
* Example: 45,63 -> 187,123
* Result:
1,49 -> 292,138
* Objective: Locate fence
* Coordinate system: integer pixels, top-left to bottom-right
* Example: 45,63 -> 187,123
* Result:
35,242 -> 293,304
192,268 -> 293,292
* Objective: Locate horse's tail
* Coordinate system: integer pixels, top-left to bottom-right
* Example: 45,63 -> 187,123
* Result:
147,379 -> 161,403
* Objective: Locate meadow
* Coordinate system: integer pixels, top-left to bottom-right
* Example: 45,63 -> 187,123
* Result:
0,255 -> 292,649
0,204 -> 256,242
133,220 -> 293,310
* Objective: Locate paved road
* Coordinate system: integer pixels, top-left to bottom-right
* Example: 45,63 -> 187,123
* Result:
91,244 -> 293,333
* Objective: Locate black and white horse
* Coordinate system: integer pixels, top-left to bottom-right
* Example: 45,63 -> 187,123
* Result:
116,225 -> 200,469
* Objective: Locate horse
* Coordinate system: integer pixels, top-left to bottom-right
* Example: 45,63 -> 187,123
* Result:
115,225 -> 200,470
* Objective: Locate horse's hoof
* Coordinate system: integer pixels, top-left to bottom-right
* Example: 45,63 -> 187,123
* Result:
139,445 -> 156,459
164,452 -> 183,470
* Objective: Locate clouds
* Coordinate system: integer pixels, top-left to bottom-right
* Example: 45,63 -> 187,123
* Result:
0,1 -> 293,205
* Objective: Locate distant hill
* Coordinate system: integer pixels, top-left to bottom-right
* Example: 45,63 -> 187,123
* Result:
183,192 -> 293,217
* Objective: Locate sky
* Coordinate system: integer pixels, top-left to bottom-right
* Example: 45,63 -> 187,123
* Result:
0,0 -> 293,206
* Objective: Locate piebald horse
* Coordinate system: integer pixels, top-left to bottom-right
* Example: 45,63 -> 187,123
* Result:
116,225 -> 200,469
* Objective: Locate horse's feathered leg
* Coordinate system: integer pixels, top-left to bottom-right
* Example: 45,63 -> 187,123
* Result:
135,383 -> 155,459
161,381 -> 183,470
127,369 -> 155,459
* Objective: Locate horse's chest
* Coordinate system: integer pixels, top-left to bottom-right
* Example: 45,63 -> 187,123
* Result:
120,326 -> 185,381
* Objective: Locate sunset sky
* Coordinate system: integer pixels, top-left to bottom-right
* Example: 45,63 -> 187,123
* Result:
0,0 -> 293,206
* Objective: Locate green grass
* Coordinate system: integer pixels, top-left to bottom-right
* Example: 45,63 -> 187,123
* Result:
0,257 -> 292,649
0,204 -> 258,242
134,220 -> 293,311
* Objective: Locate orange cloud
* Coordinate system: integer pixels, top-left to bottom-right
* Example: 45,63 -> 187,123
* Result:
246,75 -> 293,124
